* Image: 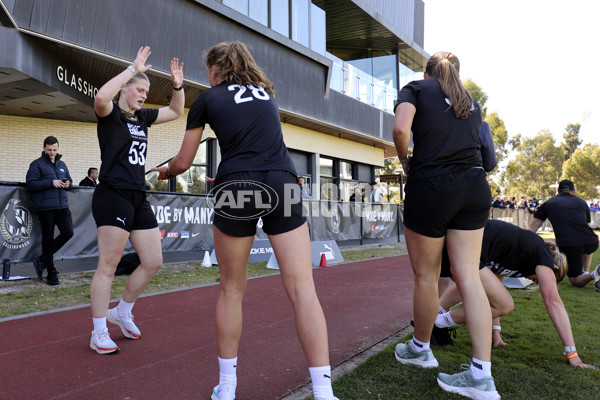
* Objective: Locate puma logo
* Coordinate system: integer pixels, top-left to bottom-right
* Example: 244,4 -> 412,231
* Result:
116,217 -> 126,226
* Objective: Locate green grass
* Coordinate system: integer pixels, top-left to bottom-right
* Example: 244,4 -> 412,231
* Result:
306,250 -> 600,400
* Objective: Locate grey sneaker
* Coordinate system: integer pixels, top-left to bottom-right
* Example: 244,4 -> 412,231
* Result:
394,340 -> 438,368
437,365 -> 500,399
593,264 -> 600,292
211,383 -> 236,400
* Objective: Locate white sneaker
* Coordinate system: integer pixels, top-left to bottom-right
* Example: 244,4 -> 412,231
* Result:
107,307 -> 141,339
90,328 -> 119,354
211,383 -> 236,400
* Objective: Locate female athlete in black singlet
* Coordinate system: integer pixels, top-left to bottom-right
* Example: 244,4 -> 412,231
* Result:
89,46 -> 184,355
153,41 -> 337,400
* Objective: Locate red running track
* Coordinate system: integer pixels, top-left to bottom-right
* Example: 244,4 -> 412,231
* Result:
0,255 -> 414,400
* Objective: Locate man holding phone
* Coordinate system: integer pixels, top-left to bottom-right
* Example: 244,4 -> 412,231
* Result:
26,136 -> 74,285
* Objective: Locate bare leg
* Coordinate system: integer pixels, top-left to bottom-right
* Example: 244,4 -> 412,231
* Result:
447,228 -> 491,362
90,226 -> 130,318
583,253 -> 593,273
124,227 -> 164,302
269,222 -> 329,367
438,277 -> 454,298
213,226 -> 254,359
404,226 -> 444,344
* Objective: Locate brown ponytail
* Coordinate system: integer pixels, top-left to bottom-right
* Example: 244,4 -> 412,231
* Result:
206,41 -> 275,95
425,52 -> 473,119
544,241 -> 568,282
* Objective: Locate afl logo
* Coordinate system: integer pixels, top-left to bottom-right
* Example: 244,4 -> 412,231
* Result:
209,180 -> 278,220
1,199 -> 33,248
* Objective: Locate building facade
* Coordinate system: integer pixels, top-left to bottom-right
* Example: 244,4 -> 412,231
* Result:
0,0 -> 428,201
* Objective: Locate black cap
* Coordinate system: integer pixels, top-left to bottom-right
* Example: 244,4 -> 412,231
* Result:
558,179 -> 575,191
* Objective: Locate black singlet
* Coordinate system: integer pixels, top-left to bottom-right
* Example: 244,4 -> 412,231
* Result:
96,106 -> 159,190
481,219 -> 554,278
396,79 -> 482,182
186,81 -> 296,179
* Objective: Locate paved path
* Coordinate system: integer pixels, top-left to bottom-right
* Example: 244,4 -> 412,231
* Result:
0,255 -> 414,400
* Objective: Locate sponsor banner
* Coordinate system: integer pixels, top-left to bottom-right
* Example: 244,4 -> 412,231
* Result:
248,239 -> 274,263
310,240 -> 344,266
0,185 -> 404,263
361,203 -> 399,240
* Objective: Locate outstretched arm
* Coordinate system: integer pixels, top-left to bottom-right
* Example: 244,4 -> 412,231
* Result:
152,127 -> 204,179
528,218 -> 544,233
537,265 -> 597,369
94,46 -> 153,118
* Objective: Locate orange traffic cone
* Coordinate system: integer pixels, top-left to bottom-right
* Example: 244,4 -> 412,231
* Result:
319,253 -> 328,267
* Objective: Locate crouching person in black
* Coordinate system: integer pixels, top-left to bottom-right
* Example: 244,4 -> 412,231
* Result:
26,135 -> 74,285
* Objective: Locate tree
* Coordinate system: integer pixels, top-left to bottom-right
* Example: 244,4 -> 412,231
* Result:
463,79 -> 488,119
502,130 -> 565,199
563,123 -> 582,160
561,144 -> 600,200
485,112 -> 508,166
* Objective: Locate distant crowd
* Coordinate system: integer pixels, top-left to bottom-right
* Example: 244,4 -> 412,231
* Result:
491,195 -> 540,212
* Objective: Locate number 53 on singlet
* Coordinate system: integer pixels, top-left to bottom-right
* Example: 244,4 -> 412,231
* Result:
128,141 -> 147,166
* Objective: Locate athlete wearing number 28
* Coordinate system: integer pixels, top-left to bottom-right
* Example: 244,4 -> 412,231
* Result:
153,41 -> 337,400
88,46 -> 184,354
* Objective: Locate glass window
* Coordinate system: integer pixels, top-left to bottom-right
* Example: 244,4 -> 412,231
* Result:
340,161 -> 353,179
223,0 -> 248,15
320,177 -> 336,200
175,166 -> 207,194
291,0 -> 309,47
339,180 -> 356,202
249,0 -> 268,26
270,0 -> 289,37
310,3 -> 326,55
319,157 -> 333,177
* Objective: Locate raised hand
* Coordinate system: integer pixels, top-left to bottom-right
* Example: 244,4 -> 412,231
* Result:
170,58 -> 184,88
132,46 -> 152,74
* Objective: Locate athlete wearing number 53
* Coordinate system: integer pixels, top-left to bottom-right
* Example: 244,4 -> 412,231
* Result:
88,46 -> 184,354
153,41 -> 338,400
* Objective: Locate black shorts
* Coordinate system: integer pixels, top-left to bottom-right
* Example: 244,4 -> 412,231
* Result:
212,170 -> 305,237
559,240 -> 599,277
92,183 -> 158,232
403,168 -> 491,238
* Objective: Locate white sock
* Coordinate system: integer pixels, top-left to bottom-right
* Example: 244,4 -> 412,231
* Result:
435,311 -> 456,328
438,305 -> 447,314
117,298 -> 135,316
309,365 -> 334,399
218,356 -> 238,385
92,317 -> 107,332
470,357 -> 492,379
410,336 -> 430,352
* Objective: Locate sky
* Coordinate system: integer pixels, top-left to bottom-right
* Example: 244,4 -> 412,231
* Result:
423,0 -> 600,146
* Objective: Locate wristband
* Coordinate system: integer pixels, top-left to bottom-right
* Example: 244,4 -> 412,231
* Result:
400,156 -> 410,163
165,169 -> 174,179
564,345 -> 576,353
565,351 -> 578,360
127,65 -> 137,76
173,84 -> 184,91
492,325 -> 501,331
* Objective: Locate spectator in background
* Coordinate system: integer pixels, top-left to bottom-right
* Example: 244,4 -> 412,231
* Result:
26,135 -> 74,286
349,186 -> 363,202
528,197 -> 539,210
589,202 -> 598,212
507,196 -> 516,209
529,179 -> 600,290
492,196 -> 506,208
298,176 -> 311,199
369,181 -> 384,203
79,167 -> 99,187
